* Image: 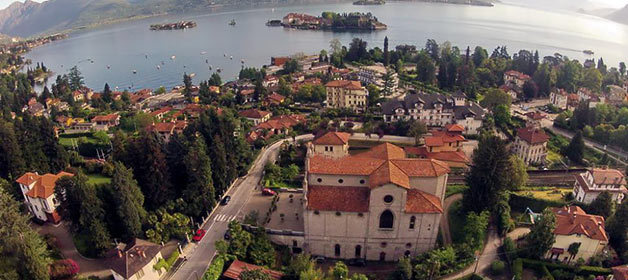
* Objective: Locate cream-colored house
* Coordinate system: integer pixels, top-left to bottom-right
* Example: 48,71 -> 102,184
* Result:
513,127 -> 549,165
503,70 -> 531,88
106,239 -> 164,280
546,206 -> 608,262
550,89 -> 569,110
304,142 -> 449,261
312,131 -> 351,158
16,171 -> 74,223
573,168 -> 627,204
239,109 -> 272,125
325,80 -> 368,112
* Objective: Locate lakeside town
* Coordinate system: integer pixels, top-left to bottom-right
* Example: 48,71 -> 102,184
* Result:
3,29 -> 628,280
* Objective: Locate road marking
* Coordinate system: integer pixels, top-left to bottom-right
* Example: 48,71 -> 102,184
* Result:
214,214 -> 237,222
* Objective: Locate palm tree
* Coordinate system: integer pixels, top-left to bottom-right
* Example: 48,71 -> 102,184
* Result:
567,242 -> 581,264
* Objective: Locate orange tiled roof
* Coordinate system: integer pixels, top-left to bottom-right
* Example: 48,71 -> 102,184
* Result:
239,109 -> 271,119
504,70 -> 531,81
266,93 -> 285,103
17,171 -> 74,199
92,113 -> 119,122
591,168 -> 627,185
306,185 -> 370,212
223,260 -> 284,280
516,127 -> 549,144
152,122 -> 175,133
445,124 -> 465,133
552,206 -> 608,242
405,189 -> 443,213
312,131 -> 351,145
325,80 -> 363,90
612,266 -> 628,280
369,161 -> 410,189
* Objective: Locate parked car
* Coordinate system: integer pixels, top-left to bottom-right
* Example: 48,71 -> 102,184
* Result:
224,230 -> 231,240
313,256 -> 325,264
262,188 -> 277,196
192,229 -> 206,242
221,195 -> 231,205
348,258 -> 366,267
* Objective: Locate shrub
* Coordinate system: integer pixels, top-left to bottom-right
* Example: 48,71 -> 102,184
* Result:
509,193 -> 566,213
202,255 -> 225,280
49,259 -> 80,280
513,259 -> 523,280
502,237 -> 518,263
491,260 -> 506,275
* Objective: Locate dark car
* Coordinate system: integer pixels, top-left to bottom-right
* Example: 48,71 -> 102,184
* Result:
192,229 -> 206,242
348,258 -> 366,267
224,230 -> 231,240
221,195 -> 231,205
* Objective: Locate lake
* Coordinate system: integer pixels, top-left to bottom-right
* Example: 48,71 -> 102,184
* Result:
24,1 -> 628,92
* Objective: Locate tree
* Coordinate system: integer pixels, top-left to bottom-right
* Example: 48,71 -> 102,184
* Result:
523,80 -> 539,99
620,62 -> 626,77
240,269 -> 272,280
391,257 -> 412,280
425,39 -> 440,61
463,134 -> 512,213
524,208 -> 556,259
382,68 -> 395,96
102,83 -> 113,103
283,59 -> 300,74
0,120 -> 25,182
608,199 -> 628,259
408,120 -> 427,145
480,88 -> 511,110
383,36 -> 390,66
346,38 -> 368,62
208,73 -> 222,86
588,191 -> 614,218
416,51 -> 436,84
472,46 -> 488,67
130,131 -> 173,210
493,104 -> 511,127
507,155 -> 528,190
226,221 -> 252,260
329,38 -> 342,55
183,136 -> 215,218
247,228 -> 275,267
0,187 -> 52,280
183,73 -> 193,102
328,261 -> 348,280
67,66 -> 84,91
581,68 -> 602,91
564,131 -> 585,164
567,242 -> 581,263
110,161 -> 146,241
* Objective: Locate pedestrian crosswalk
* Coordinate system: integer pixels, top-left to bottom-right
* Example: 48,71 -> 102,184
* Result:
214,214 -> 237,222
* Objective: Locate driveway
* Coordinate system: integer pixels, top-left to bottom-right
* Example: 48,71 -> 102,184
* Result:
35,223 -> 111,278
440,228 -> 501,280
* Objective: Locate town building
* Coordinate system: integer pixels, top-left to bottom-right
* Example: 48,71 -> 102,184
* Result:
239,109 -> 272,125
513,127 -> 549,165
573,168 -> 627,204
92,113 -> 120,127
550,89 -> 569,110
524,112 -> 546,129
311,131 -> 351,158
611,266 -> 628,280
500,84 -> 519,101
106,239 -> 164,280
223,260 -> 284,280
16,171 -> 74,223
577,88 -> 605,109
503,70 -> 531,88
282,13 -> 322,26
381,91 -> 485,135
357,64 -> 399,93
304,142 -> 449,261
546,206 -> 608,262
608,85 -> 628,104
264,93 -> 286,106
325,80 -> 368,112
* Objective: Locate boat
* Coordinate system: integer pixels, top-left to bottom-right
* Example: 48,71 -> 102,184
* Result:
133,70 -> 137,74
583,50 -> 594,55
224,53 -> 227,57
171,55 -> 176,60
161,61 -> 165,65
241,59 -> 245,64
230,56 -> 233,60
209,65 -> 213,70
157,65 -> 161,69
266,19 -> 282,27
217,68 -> 221,73
107,65 -> 111,69
205,59 -> 209,63
229,19 -> 236,26
190,73 -> 196,78
200,51 -> 207,55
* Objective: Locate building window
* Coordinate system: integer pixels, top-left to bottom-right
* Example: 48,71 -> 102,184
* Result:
379,252 -> 386,261
406,243 -> 412,248
355,245 -> 362,258
409,216 -> 416,229
360,179 -> 365,184
379,210 -> 394,229
317,178 -> 322,183
335,244 -> 341,257
358,213 -> 364,217
380,242 -> 387,248
335,211 -> 341,216
136,268 -> 145,279
338,179 -> 344,184
383,195 -> 394,204
325,146 -> 329,152
314,210 -> 320,215
330,146 -> 334,152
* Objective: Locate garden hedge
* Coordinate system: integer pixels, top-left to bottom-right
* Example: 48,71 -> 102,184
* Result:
516,258 -> 611,277
202,255 -> 225,280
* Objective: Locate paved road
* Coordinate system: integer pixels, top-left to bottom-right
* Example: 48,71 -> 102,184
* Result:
547,126 -> 628,165
170,135 -> 313,280
439,194 -> 462,246
440,228 -> 500,280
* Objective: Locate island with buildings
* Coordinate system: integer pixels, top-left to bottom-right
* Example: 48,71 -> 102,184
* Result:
353,0 -> 386,5
280,12 -> 387,31
149,21 -> 197,30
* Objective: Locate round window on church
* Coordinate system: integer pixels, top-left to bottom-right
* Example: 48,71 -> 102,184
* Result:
383,195 -> 394,204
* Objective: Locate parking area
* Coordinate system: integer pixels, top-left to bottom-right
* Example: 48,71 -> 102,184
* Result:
240,190 -> 305,232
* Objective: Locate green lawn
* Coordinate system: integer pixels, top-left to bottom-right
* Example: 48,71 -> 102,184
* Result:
514,187 -> 571,202
72,231 -> 98,258
58,133 -> 100,147
87,173 -> 112,185
445,185 -> 468,198
448,200 -> 467,244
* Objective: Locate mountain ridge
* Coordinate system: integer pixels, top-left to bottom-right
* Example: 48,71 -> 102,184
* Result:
607,4 -> 628,24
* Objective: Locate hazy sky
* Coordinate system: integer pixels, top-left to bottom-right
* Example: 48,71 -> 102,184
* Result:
0,0 -> 626,10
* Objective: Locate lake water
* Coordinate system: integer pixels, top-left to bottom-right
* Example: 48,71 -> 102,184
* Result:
25,1 -> 628,92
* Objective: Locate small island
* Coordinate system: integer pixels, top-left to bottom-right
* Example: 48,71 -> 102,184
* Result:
353,0 -> 386,5
150,21 -> 197,31
280,12 -> 387,31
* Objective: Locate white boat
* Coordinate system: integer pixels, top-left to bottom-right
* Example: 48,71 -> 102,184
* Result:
133,70 -> 137,74
157,65 -> 161,69
200,51 -> 207,55
190,73 -> 196,78
171,55 -> 176,60
106,65 -> 111,69
230,56 -> 233,60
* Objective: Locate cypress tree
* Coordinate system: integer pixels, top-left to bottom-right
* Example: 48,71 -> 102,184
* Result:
132,131 -> 173,210
565,131 -> 585,164
210,133 -> 229,198
383,36 -> 389,66
166,133 -> 189,198
110,162 -> 146,241
0,120 -> 25,182
183,137 -> 215,218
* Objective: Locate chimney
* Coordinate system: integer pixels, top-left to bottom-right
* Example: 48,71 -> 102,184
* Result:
117,249 -> 122,258
141,250 -> 146,258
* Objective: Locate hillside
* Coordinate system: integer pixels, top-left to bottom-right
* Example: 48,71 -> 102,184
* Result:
607,4 -> 628,25
0,0 -> 344,37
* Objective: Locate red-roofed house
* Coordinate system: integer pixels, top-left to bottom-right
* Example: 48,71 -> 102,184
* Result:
305,141 -> 449,261
424,129 -> 466,153
312,131 -> 351,158
264,93 -> 286,106
573,168 -> 627,204
325,80 -> 368,112
223,260 -> 284,280
503,70 -> 531,88
524,111 -> 546,128
546,206 -> 608,262
16,171 -> 74,223
550,88 -> 569,110
239,109 -> 272,125
404,146 -> 469,168
514,127 -> 549,165
92,113 -> 120,127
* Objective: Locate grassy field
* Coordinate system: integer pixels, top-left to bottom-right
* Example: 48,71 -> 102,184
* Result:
87,173 -> 111,185
514,187 -> 571,202
58,133 -> 100,147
